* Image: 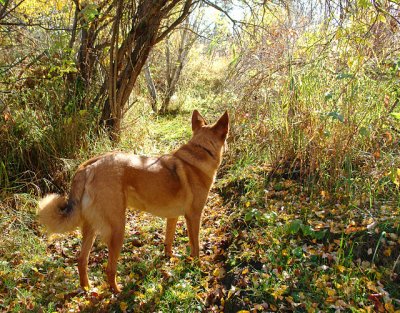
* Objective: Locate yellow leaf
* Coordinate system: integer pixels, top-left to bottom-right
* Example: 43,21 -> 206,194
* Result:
285,296 -> 294,304
261,273 -> 270,279
334,282 -> 342,289
55,293 -> 64,299
385,303 -> 395,313
366,281 -> 378,292
245,201 -> 250,207
336,265 -> 346,273
237,311 -> 250,313
325,296 -> 337,303
242,268 -> 249,275
134,292 -> 145,299
394,168 -> 400,186
272,285 -> 288,299
320,190 -> 329,199
56,0 -> 63,11
213,267 -> 225,278
326,288 -> 336,296
384,247 -> 392,257
378,14 -> 387,23
120,301 -> 128,312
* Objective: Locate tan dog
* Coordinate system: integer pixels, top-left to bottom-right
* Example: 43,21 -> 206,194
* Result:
37,110 -> 229,292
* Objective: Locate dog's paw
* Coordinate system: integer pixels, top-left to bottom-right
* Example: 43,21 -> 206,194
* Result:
164,252 -> 181,259
110,284 -> 122,293
187,255 -> 201,265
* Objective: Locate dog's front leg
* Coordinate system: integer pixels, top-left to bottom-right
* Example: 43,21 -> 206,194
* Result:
185,213 -> 201,258
164,217 -> 178,257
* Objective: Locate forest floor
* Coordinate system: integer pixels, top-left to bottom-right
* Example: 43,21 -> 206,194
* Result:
0,110 -> 399,313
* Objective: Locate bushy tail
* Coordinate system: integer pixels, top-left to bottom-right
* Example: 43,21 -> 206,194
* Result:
37,194 -> 81,234
37,169 -> 87,234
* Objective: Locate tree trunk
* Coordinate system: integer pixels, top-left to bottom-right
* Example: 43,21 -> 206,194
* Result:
144,61 -> 158,113
99,0 -> 194,139
160,18 -> 195,114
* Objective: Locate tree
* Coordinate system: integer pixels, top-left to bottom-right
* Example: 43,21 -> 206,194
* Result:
144,13 -> 202,114
95,1 -> 195,139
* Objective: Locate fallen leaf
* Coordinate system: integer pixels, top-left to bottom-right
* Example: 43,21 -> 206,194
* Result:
120,301 -> 128,312
336,265 -> 346,273
383,248 -> 392,257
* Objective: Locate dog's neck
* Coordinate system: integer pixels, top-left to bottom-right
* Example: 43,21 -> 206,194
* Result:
173,141 -> 222,183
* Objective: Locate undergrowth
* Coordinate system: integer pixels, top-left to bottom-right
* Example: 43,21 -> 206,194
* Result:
1,107 -> 399,312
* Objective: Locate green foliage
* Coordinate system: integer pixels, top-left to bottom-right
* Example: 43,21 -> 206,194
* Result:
286,219 -> 327,240
80,4 -> 99,23
0,80 -> 102,192
244,207 -> 277,226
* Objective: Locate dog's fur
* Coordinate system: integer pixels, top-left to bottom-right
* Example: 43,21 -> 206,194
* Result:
37,110 -> 229,292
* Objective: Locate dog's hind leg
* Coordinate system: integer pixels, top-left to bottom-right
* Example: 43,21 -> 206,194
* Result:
185,213 -> 201,258
78,222 -> 96,290
164,217 -> 178,257
105,228 -> 124,293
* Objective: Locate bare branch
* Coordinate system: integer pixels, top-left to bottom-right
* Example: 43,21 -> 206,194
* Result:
0,21 -> 72,31
155,0 -> 195,44
0,0 -> 25,20
0,0 -> 11,20
202,0 -> 237,25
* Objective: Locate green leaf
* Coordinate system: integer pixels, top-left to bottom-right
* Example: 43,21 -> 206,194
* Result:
358,0 -> 372,8
301,224 -> 314,236
0,0 -> 5,5
288,219 -> 303,234
359,126 -> 369,137
81,4 -> 99,22
390,168 -> 400,186
336,73 -> 354,80
79,110 -> 87,116
232,229 -> 239,237
324,92 -> 333,101
292,246 -> 303,258
244,211 -> 253,222
390,112 -> 400,120
313,230 -> 326,240
327,111 -> 344,123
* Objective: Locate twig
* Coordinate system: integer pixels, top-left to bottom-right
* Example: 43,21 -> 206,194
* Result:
0,21 -> 72,31
393,251 -> 400,273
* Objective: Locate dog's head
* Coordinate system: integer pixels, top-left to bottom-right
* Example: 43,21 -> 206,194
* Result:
191,110 -> 229,159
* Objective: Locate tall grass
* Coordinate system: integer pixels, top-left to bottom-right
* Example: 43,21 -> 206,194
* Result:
224,56 -> 399,201
0,80 -> 110,194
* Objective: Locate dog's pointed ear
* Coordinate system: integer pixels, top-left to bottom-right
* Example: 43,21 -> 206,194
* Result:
192,110 -> 206,132
212,110 -> 229,140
